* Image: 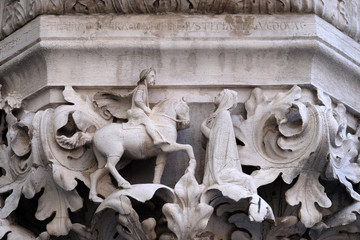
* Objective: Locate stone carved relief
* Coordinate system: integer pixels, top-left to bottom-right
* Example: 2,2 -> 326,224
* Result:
1,0 -> 360,42
0,77 -> 359,239
233,86 -> 360,228
200,89 -> 274,225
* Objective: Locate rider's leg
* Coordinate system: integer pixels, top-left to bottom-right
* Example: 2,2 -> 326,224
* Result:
142,119 -> 166,145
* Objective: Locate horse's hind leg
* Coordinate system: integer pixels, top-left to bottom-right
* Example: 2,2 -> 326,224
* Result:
106,155 -> 131,189
89,168 -> 108,203
153,153 -> 168,184
89,148 -> 108,203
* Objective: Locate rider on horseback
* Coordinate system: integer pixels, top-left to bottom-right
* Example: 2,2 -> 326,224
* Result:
127,68 -> 167,146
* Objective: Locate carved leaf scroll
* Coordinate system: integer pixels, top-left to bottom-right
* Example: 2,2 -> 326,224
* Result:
310,216 -> 360,240
0,87 -> 109,237
96,184 -> 175,240
228,215 -> 306,240
0,218 -> 50,240
233,86 -> 358,228
325,202 -> 360,228
265,216 -> 306,240
35,169 -> 83,236
0,149 -> 83,236
326,126 -> 360,202
0,83 -> 359,239
0,112 -> 44,219
285,172 -> 331,227
47,86 -> 110,191
163,172 -> 213,240
233,86 -> 308,187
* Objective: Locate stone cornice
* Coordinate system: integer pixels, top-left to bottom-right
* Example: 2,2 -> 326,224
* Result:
1,0 -> 359,42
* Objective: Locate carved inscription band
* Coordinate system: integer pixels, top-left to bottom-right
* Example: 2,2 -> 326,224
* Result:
1,0 -> 359,42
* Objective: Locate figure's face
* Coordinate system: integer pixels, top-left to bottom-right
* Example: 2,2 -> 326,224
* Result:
214,91 -> 224,105
146,71 -> 156,86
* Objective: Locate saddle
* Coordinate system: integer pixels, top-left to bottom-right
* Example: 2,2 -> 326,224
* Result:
121,122 -> 144,130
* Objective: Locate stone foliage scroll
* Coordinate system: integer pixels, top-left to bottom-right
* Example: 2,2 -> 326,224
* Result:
1,0 -> 360,42
0,85 -> 360,239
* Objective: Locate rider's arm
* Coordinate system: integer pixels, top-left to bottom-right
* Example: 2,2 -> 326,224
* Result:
134,86 -> 151,115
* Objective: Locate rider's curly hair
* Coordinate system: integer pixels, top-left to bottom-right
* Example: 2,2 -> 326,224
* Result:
137,67 -> 156,85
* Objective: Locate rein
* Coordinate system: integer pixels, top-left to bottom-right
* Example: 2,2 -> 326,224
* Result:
152,113 -> 187,123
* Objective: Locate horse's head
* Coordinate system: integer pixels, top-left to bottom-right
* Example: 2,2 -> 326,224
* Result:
174,99 -> 190,130
151,99 -> 190,130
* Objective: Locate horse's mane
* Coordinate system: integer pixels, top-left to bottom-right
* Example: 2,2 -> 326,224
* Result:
152,99 -> 178,113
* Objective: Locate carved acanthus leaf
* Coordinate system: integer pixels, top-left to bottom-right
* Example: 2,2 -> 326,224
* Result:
228,215 -> 306,240
0,112 -> 44,219
34,169 -> 83,236
92,91 -> 131,120
0,92 -> 22,115
45,86 -> 110,191
96,184 -> 175,240
325,202 -> 360,228
0,87 -> 109,237
163,172 -> 213,240
234,86 -> 306,187
285,172 -> 331,227
0,162 -> 39,219
0,218 -> 49,240
29,0 -> 42,17
265,216 -> 306,240
234,86 -> 358,228
310,216 -> 360,240
326,128 -> 360,201
228,213 -> 262,240
0,151 -> 82,236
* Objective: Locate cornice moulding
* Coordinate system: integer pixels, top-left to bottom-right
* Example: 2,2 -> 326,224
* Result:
0,0 -> 360,43
0,7 -> 360,240
0,14 -> 359,115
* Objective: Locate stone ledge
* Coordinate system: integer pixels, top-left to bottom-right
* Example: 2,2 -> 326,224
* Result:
1,0 -> 359,42
0,14 -> 359,113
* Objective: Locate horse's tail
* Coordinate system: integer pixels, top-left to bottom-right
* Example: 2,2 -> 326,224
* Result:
56,132 -> 93,150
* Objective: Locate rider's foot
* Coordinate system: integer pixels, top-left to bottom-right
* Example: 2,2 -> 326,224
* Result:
154,139 -> 170,146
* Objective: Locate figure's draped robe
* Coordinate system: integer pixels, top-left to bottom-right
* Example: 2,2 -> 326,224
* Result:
203,110 -> 256,192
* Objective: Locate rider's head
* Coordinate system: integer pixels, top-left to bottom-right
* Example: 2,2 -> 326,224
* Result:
138,68 -> 156,86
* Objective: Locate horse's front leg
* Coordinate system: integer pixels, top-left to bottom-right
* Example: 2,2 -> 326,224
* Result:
160,143 -> 196,175
153,153 -> 168,184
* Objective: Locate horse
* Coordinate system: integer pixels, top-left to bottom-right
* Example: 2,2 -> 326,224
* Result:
89,99 -> 196,202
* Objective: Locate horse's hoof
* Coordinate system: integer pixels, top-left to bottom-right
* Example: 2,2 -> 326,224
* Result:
90,195 -> 104,203
186,158 -> 197,175
119,182 -> 131,189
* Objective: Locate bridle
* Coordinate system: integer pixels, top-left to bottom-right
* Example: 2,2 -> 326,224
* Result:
152,113 -> 188,124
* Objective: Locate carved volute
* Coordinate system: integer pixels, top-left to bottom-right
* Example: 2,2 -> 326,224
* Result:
0,2 -> 360,239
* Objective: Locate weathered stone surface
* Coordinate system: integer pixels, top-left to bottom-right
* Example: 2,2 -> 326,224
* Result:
0,4 -> 360,240
1,0 -> 360,43
1,14 -> 359,114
